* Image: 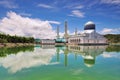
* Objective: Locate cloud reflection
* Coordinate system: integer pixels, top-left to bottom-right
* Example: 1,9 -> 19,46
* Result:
102,52 -> 120,59
0,47 -> 56,73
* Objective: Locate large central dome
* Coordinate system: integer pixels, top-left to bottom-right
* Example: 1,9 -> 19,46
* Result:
84,21 -> 95,30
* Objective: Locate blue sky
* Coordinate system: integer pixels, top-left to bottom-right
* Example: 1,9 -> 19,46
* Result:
0,0 -> 120,38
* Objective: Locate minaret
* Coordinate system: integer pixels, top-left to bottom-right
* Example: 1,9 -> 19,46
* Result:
56,47 -> 60,61
57,26 -> 60,39
64,47 -> 68,67
64,21 -> 68,39
75,28 -> 77,36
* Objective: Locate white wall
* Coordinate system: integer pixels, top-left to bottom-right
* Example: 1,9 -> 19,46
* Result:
68,31 -> 107,44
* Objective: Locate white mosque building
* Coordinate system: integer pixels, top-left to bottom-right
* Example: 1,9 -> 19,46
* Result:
68,21 -> 107,45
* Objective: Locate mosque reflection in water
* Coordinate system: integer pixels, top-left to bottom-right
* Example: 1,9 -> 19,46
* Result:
41,45 -> 107,67
0,44 -> 109,74
71,45 -> 107,67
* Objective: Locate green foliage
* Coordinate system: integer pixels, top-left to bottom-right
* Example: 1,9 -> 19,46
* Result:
104,34 -> 120,43
0,33 -> 34,43
106,45 -> 120,52
0,38 -> 8,43
0,46 -> 34,57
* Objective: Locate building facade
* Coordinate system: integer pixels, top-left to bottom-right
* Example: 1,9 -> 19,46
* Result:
68,21 -> 107,45
41,39 -> 55,45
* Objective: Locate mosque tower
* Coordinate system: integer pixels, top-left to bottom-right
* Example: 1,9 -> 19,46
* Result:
75,28 -> 77,36
64,21 -> 69,40
57,26 -> 60,39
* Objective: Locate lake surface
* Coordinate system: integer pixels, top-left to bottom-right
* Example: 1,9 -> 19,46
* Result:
0,45 -> 120,80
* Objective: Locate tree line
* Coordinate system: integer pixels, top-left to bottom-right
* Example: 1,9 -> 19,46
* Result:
104,34 -> 120,43
0,33 -> 34,43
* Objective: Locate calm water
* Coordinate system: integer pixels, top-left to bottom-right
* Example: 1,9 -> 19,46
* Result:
0,45 -> 120,80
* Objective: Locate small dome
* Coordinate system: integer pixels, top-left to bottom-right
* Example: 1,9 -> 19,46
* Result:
84,21 -> 95,30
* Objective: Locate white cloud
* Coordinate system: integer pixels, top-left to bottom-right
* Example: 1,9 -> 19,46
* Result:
101,28 -> 113,33
101,28 -> 120,34
74,5 -> 84,9
64,4 -> 84,9
48,21 -> 61,25
101,0 -> 120,5
0,0 -> 18,8
37,4 -> 53,9
0,11 -> 56,39
59,32 -> 64,38
19,13 -> 32,17
102,52 -> 120,58
69,10 -> 84,18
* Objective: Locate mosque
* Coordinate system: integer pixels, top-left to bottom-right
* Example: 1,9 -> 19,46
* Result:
67,21 -> 107,45
37,21 -> 107,45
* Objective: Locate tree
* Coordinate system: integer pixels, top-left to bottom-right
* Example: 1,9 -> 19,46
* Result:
0,33 -> 34,43
104,34 -> 120,43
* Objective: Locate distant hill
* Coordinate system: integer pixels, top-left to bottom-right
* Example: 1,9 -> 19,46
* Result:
104,34 -> 120,43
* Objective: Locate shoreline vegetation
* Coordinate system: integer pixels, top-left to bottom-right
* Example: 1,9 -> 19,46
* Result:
0,43 -> 34,48
104,34 -> 120,43
0,33 -> 34,43
0,33 -> 34,48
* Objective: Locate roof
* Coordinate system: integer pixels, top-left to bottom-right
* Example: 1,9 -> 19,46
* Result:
84,21 -> 95,30
85,21 -> 95,26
